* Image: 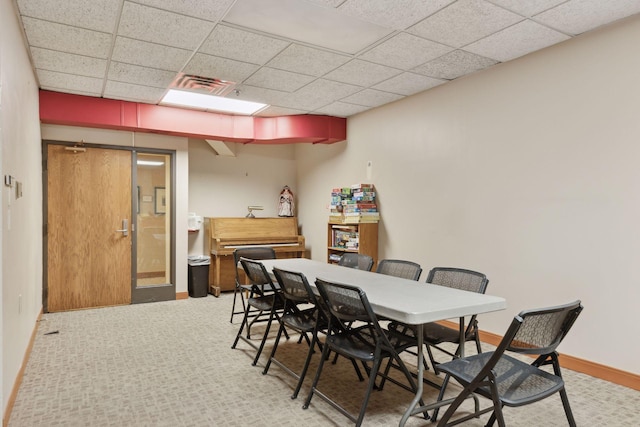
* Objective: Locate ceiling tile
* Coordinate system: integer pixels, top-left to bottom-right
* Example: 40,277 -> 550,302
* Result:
267,44 -> 351,77
233,84 -> 291,107
31,47 -> 107,78
313,101 -> 370,117
21,17 -> 112,59
338,0 -> 455,30
199,25 -> 290,65
412,49 -> 498,79
534,0 -> 640,35
409,0 -> 523,48
243,68 -> 315,92
487,0 -> 567,17
103,81 -> 167,103
223,0 -> 392,54
359,33 -> 453,69
108,62 -> 176,89
324,59 -> 402,86
117,2 -> 214,50
465,19 -> 570,62
340,88 -> 405,107
184,53 -> 260,83
131,0 -> 236,22
111,37 -> 192,71
285,79 -> 363,111
16,0 -> 120,33
305,0 -> 345,7
36,69 -> 104,94
373,72 -> 445,95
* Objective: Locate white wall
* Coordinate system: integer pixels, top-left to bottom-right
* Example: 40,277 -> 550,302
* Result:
187,139 -> 297,256
41,125 -> 190,294
1,0 -> 43,415
296,15 -> 640,375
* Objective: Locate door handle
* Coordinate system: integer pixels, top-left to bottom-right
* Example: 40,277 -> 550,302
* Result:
115,219 -> 129,237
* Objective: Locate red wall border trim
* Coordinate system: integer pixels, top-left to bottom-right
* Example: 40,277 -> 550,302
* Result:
39,91 -> 346,144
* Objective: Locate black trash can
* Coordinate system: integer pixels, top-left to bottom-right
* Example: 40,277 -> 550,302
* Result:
187,256 -> 210,298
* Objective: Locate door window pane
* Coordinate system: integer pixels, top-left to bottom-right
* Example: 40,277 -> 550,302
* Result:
136,153 -> 171,287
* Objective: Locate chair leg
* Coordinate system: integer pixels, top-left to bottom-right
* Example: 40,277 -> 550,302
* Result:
230,285 -> 247,323
436,384 -> 477,427
377,358 -> 394,390
262,321 -> 285,375
484,404 -> 506,427
230,287 -> 238,323
303,339 -> 332,410
252,307 -> 276,366
350,358 -> 365,381
432,373 -> 451,422
355,355 -> 382,427
426,343 -> 440,374
558,388 -> 577,427
231,301 -> 251,349
292,332 -> 319,399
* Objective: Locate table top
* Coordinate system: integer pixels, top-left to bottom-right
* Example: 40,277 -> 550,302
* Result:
260,258 -> 506,325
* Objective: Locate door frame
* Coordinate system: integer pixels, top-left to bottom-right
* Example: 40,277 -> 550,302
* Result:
42,140 -> 176,311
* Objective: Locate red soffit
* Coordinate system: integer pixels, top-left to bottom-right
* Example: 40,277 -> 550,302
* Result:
38,91 -> 346,144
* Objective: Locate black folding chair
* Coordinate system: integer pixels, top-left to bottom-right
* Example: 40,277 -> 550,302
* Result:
338,253 -> 374,271
303,279 -> 428,427
422,267 -> 489,373
434,300 -> 583,426
229,247 -> 276,323
376,259 -> 422,281
231,258 -> 284,366
262,268 -> 326,399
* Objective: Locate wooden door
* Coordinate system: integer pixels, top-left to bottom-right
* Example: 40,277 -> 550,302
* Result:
47,145 -> 132,311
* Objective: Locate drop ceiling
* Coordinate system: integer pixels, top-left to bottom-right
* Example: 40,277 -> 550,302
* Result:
13,0 -> 640,118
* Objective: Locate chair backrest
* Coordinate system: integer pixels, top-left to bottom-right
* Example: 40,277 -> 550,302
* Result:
376,259 -> 422,281
506,300 -> 584,355
338,253 -> 374,271
273,268 -> 316,305
426,267 -> 489,294
315,278 -> 378,325
239,257 -> 275,289
234,247 -> 276,283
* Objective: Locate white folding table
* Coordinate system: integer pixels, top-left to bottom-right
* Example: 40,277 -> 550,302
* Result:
259,258 -> 507,426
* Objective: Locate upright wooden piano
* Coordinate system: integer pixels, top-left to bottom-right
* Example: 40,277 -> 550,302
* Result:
205,217 -> 306,296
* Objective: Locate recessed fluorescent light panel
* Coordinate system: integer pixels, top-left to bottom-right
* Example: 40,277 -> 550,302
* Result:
137,160 -> 165,166
161,89 -> 268,115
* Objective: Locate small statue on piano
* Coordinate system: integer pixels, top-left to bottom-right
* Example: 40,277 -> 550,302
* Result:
278,185 -> 295,217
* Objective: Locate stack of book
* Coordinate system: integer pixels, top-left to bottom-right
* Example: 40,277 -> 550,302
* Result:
329,184 -> 380,223
331,227 -> 359,249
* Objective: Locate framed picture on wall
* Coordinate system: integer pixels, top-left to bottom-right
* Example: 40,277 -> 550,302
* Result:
154,187 -> 166,214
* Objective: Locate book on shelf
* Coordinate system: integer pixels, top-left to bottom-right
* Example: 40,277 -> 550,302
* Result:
342,207 -> 378,213
350,183 -> 374,190
342,201 -> 377,207
342,218 -> 379,224
330,215 -> 380,224
344,212 -> 380,217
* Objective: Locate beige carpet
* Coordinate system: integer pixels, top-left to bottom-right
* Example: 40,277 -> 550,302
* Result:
8,294 -> 640,426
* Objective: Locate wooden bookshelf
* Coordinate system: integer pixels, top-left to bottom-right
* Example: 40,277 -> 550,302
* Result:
327,221 -> 378,268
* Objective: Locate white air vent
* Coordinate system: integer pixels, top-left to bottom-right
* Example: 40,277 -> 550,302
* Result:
170,73 -> 236,96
